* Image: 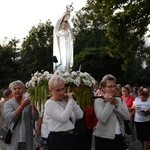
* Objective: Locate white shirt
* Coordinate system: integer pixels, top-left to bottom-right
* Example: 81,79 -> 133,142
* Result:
134,97 -> 150,122
115,119 -> 121,135
41,115 -> 49,138
44,99 -> 83,132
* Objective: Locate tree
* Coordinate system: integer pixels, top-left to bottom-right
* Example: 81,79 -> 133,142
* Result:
72,3 -> 150,86
72,8 -> 110,55
20,20 -> 54,81
85,0 -> 150,70
0,39 -> 21,89
73,47 -> 124,82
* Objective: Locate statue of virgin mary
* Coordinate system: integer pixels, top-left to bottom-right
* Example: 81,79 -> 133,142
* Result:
53,4 -> 74,73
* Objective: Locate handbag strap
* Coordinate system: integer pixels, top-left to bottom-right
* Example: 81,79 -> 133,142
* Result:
12,114 -> 22,131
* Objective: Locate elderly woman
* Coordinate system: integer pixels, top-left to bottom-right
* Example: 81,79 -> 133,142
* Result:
44,74 -> 83,150
4,80 -> 39,150
93,74 -> 130,150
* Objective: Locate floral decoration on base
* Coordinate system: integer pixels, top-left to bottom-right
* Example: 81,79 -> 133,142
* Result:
26,70 -> 97,110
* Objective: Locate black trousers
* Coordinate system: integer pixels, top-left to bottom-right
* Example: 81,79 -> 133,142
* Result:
95,135 -> 128,150
47,131 -> 77,150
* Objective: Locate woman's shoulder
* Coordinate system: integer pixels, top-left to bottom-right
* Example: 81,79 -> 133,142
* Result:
129,95 -> 135,100
5,98 -> 15,105
94,97 -> 105,104
4,99 -> 17,109
45,99 -> 57,106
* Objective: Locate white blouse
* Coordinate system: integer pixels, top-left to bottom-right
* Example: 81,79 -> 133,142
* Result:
44,99 -> 83,132
134,97 -> 150,122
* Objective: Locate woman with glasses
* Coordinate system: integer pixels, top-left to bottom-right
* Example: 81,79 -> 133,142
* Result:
44,74 -> 83,150
93,74 -> 130,150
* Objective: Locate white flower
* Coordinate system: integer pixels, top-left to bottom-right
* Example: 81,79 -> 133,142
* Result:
71,71 -> 77,77
63,72 -> 70,77
65,77 -> 74,84
83,72 -> 90,78
34,71 -> 39,76
90,77 -> 97,85
54,70 -> 62,76
31,80 -> 36,88
82,79 -> 92,87
26,70 -> 97,89
46,74 -> 53,80
43,71 -> 49,76
25,82 -> 30,88
37,77 -> 43,84
73,76 -> 81,87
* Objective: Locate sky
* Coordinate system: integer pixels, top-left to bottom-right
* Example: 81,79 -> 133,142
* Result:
0,0 -> 87,44
0,0 -> 150,46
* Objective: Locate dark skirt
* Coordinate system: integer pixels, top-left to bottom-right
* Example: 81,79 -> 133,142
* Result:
47,130 -> 77,150
95,134 -> 127,150
135,121 -> 150,142
18,142 -> 26,150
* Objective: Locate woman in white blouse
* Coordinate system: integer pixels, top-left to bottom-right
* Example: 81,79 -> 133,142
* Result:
44,74 -> 83,150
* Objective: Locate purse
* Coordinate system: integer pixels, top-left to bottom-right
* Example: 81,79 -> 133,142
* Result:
0,126 -> 12,144
0,115 -> 21,144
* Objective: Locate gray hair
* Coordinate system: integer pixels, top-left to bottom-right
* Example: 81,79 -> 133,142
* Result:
100,74 -> 116,87
9,80 -> 25,91
48,75 -> 65,91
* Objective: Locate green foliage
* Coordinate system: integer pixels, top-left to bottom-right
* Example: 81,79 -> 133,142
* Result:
0,2 -> 150,98
85,0 -> 150,70
28,79 -> 49,110
0,39 -> 21,89
67,85 -> 94,110
73,47 -> 124,82
72,9 -> 110,55
20,20 -> 54,81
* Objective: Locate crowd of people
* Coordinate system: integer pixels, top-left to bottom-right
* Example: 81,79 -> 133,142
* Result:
0,74 -> 150,150
94,77 -> 150,150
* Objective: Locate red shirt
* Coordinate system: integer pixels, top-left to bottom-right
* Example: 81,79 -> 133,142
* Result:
85,106 -> 97,129
121,95 -> 135,108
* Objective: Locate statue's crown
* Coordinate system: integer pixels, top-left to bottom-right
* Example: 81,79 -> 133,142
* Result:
66,2 -> 74,12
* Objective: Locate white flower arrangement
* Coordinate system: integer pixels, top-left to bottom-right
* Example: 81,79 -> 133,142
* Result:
26,70 -> 97,109
26,70 -> 96,89
25,71 -> 53,88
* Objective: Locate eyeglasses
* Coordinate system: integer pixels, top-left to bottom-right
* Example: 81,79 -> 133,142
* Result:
52,87 -> 66,93
105,85 -> 117,88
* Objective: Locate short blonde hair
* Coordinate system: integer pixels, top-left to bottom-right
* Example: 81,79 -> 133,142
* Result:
48,75 -> 65,91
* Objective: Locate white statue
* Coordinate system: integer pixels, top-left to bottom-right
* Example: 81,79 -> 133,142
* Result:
53,3 -> 74,73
